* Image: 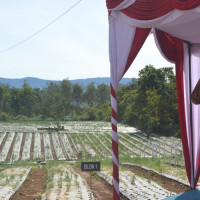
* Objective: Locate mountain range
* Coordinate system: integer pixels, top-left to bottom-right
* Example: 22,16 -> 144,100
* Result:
0,77 -> 134,89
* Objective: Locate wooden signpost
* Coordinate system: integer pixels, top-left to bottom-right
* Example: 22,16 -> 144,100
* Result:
81,162 -> 101,172
81,161 -> 101,188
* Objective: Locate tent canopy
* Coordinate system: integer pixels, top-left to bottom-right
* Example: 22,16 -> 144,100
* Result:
106,1 -> 200,199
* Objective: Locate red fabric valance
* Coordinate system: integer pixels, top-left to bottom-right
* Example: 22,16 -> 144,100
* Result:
106,0 -> 200,20
106,0 -> 125,9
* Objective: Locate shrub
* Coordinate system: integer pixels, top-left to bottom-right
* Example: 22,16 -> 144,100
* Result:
0,112 -> 10,121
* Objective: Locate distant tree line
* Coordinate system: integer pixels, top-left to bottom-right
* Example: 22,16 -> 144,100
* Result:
0,79 -> 111,122
0,65 -> 180,137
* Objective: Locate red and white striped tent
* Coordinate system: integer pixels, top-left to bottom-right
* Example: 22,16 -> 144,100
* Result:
106,0 -> 200,199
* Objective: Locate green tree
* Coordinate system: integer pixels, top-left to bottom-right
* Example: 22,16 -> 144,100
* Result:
10,88 -> 20,116
60,79 -> 72,101
96,83 -> 110,105
118,65 -> 179,137
0,85 -> 10,113
19,82 -> 38,117
45,94 -> 67,128
145,89 -> 161,138
72,84 -> 83,111
84,83 -> 97,106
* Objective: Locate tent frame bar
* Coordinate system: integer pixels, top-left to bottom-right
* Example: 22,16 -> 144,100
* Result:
186,41 -> 195,186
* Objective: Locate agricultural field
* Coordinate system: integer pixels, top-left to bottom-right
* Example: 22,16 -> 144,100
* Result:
0,121 -> 190,200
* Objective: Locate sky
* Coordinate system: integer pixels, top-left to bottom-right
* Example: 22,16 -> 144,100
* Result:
0,0 -> 174,81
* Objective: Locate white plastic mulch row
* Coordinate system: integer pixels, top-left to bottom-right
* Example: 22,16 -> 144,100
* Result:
0,132 -> 6,146
134,132 -> 182,155
120,134 -> 152,156
64,121 -> 138,134
42,165 -> 94,200
0,167 -> 31,200
85,133 -> 109,158
87,133 -> 110,158
43,133 -> 53,160
51,133 -> 65,160
85,133 -> 107,158
10,133 -> 23,162
69,133 -> 82,154
77,134 -> 96,157
22,132 -> 32,160
0,132 -> 15,162
92,133 -> 111,155
33,132 -> 41,159
97,170 -> 175,200
0,123 -> 37,133
99,132 -> 127,156
61,133 -> 76,160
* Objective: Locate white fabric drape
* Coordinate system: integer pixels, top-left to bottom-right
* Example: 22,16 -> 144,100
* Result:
109,14 -> 137,198
109,15 -> 136,89
110,6 -> 200,43
183,43 -> 200,187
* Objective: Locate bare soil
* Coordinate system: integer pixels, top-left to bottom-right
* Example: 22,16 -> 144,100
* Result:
75,166 -> 128,200
123,164 -> 190,194
48,133 -> 57,160
10,167 -> 46,200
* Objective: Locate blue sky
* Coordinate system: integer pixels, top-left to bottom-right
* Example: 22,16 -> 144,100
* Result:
0,0 -> 174,80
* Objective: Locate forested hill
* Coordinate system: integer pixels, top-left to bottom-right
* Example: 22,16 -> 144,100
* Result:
0,77 -> 133,89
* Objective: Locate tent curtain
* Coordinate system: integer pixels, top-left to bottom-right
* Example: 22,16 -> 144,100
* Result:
184,44 -> 200,187
109,13 -> 150,198
154,29 -> 193,186
106,0 -> 200,198
154,29 -> 200,188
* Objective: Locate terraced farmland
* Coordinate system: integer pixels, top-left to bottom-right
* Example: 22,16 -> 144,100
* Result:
0,121 -> 188,200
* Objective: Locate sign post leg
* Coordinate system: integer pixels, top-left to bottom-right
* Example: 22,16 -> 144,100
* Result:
90,173 -> 92,190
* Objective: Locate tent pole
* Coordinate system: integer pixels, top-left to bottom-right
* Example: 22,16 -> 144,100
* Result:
188,42 -> 195,186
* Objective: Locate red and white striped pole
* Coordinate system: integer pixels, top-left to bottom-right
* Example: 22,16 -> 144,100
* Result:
111,83 -> 120,200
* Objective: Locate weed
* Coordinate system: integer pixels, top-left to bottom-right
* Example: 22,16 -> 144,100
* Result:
148,178 -> 151,183
131,175 -> 136,185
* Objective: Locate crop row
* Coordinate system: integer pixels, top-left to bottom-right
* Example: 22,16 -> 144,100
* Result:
0,130 -> 183,167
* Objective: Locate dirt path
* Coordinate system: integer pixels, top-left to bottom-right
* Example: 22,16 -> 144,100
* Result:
40,133 -> 45,161
19,132 -> 26,160
10,167 -> 46,200
57,132 -> 69,160
6,132 -> 18,161
0,132 -> 9,154
30,133 -> 35,159
123,164 -> 190,194
75,166 -> 113,200
75,166 -> 127,200
48,133 -> 57,160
